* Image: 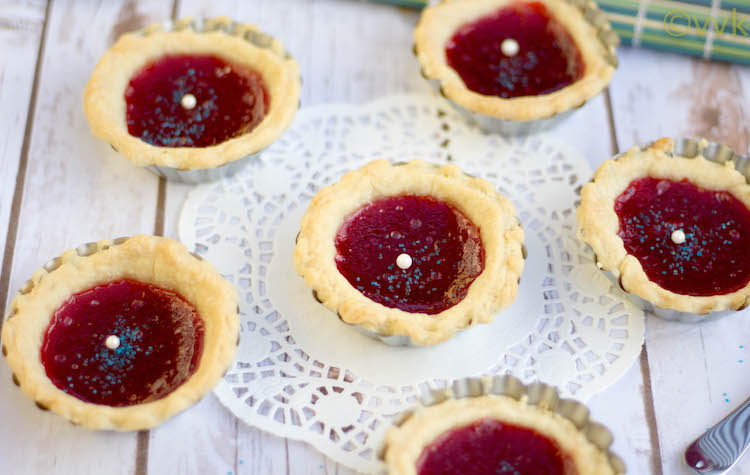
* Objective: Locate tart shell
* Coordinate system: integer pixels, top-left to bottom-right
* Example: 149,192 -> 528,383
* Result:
413,0 -> 618,123
83,17 -> 301,174
1,235 -> 240,430
381,376 -> 625,475
293,159 -> 525,346
577,138 -> 750,315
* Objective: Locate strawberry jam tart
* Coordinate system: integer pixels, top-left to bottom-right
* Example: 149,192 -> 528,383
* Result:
294,160 -> 525,346
413,0 -> 618,128
578,138 -> 750,315
2,235 -> 239,430
382,376 -> 624,475
83,17 -> 300,182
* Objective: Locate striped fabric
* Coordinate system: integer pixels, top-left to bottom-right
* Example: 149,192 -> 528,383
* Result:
370,0 -> 750,64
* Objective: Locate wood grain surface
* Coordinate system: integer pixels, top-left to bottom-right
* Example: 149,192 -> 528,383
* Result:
1,1 -> 749,474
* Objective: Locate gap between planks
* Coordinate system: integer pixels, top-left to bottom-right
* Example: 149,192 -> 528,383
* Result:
0,0 -> 51,341
605,86 -> 664,474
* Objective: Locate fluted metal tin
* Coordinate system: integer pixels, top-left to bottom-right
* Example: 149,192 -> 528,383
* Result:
416,0 -> 620,135
350,324 -> 440,347
127,17 -> 299,184
595,138 -> 750,323
379,375 -> 626,474
145,153 -> 261,185
6,237 -> 133,321
310,288 -> 460,347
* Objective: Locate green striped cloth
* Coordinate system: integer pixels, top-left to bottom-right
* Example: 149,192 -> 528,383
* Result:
371,0 -> 750,64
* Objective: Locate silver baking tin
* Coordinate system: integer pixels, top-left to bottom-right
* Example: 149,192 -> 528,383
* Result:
145,150 -> 262,185
379,375 -> 627,474
311,288 -> 458,347
418,0 -> 620,135
351,324 -> 457,347
595,137 -> 750,323
127,17 -> 298,184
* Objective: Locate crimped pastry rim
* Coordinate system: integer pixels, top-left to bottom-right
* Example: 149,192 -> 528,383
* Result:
293,159 -> 525,346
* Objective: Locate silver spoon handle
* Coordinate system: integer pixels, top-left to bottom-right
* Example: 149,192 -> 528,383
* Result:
685,396 -> 750,474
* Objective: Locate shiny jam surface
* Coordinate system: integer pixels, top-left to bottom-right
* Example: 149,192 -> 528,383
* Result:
334,195 -> 484,314
445,2 -> 583,98
125,54 -> 269,147
41,279 -> 205,407
615,177 -> 750,296
416,418 -> 569,475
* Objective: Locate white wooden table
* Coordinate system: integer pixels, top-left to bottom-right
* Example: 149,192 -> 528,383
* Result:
1,1 -> 749,474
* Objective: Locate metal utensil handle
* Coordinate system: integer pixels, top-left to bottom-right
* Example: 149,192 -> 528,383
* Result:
685,395 -> 750,474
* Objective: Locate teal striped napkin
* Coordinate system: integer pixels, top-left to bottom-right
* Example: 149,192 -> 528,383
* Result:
370,0 -> 750,65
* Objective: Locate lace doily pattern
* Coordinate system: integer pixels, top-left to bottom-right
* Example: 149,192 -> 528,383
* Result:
178,94 -> 645,473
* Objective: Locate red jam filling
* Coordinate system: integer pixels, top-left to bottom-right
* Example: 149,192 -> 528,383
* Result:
615,177 -> 750,296
40,279 -> 204,407
445,2 -> 583,98
334,195 -> 484,315
125,54 -> 269,147
416,418 -> 569,475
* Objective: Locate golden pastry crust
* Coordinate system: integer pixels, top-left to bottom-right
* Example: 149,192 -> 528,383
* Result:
577,138 -> 750,314
1,235 -> 239,431
383,394 -> 616,475
413,0 -> 617,122
83,17 -> 301,170
293,159 -> 525,346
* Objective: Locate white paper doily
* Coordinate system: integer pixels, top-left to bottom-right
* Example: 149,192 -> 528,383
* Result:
178,94 -> 645,473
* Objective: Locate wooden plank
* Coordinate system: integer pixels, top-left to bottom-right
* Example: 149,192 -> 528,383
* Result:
0,1 -> 172,474
0,0 -> 46,323
609,47 -> 750,474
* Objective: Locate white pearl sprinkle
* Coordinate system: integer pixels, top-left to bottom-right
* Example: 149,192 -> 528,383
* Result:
671,229 -> 686,244
105,335 -> 121,350
501,38 -> 520,57
181,93 -> 197,110
396,253 -> 413,270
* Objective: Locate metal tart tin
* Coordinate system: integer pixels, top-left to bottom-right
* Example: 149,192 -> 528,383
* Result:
592,138 -> 750,323
123,17 -> 300,184
379,375 -> 626,474
415,0 -> 619,135
310,288 -> 445,347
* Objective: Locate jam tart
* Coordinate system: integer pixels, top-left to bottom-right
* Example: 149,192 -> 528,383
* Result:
577,138 -> 750,316
83,17 -> 301,183
1,235 -> 239,430
381,376 -> 625,475
293,160 -> 525,346
413,0 -> 618,132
